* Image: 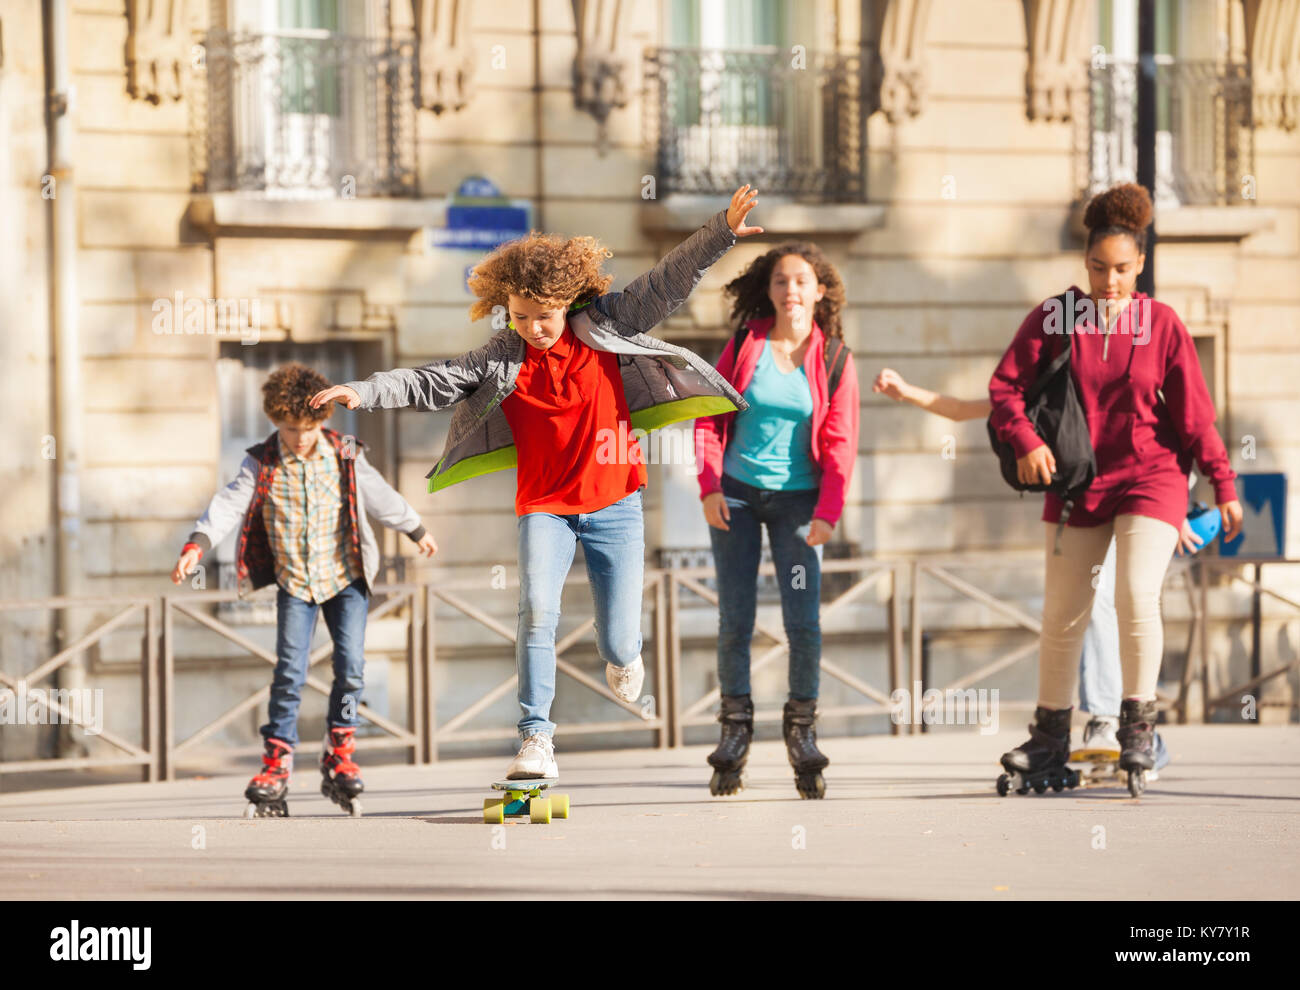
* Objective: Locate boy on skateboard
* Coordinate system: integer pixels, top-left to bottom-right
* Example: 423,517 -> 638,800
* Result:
311,186 -> 764,780
171,363 -> 437,815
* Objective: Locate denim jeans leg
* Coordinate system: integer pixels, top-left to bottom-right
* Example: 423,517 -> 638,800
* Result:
764,490 -> 824,701
516,511 -> 579,738
581,489 -> 645,671
1078,537 -> 1122,717
262,588 -> 320,746
320,579 -> 369,731
708,478 -> 762,697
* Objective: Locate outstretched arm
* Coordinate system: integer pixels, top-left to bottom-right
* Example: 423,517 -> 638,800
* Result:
312,338 -> 497,413
873,368 -> 992,422
594,185 -> 763,337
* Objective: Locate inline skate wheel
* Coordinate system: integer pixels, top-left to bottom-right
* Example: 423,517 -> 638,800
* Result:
996,774 -> 1011,797
1127,769 -> 1146,798
709,769 -> 744,796
1032,779 -> 1047,794
796,772 -> 826,800
244,803 -> 257,819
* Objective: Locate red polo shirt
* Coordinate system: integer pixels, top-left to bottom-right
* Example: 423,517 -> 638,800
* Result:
501,322 -> 647,516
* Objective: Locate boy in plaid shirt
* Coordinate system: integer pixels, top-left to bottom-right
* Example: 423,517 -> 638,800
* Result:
171,364 -> 436,816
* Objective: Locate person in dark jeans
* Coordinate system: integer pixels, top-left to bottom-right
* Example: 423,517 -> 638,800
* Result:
695,242 -> 860,799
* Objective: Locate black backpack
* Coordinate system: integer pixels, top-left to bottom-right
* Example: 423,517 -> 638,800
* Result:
729,324 -> 851,397
986,293 -> 1096,551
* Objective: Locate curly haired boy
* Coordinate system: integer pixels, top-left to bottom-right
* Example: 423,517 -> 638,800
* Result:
312,186 -> 763,779
172,363 -> 436,816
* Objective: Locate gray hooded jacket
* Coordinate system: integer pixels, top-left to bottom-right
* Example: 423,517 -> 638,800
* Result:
343,209 -> 749,494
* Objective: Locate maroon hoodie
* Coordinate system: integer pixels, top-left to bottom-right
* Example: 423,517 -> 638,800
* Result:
989,286 -> 1237,531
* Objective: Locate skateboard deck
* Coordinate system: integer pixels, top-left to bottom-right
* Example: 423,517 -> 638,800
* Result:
484,779 -> 569,824
1069,748 -> 1125,786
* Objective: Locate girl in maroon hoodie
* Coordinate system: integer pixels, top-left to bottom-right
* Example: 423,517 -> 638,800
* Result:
988,183 -> 1242,793
695,243 -> 860,799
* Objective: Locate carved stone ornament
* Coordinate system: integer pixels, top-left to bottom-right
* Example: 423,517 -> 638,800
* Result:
865,0 -> 932,123
1245,0 -> 1300,131
127,0 -> 188,104
1023,0 -> 1090,122
572,0 -> 627,141
413,0 -> 476,115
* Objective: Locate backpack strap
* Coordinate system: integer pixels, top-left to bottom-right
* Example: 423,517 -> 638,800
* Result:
730,323 -> 852,398
1024,292 -> 1075,405
728,322 -> 752,361
824,336 -> 850,397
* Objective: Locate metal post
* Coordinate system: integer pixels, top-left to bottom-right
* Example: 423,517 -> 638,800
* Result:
406,589 -> 421,764
1136,0 -> 1157,296
424,585 -> 436,763
908,560 -> 922,735
888,564 -> 903,736
1200,560 -> 1210,723
654,572 -> 669,749
161,596 -> 174,781
668,574 -> 683,748
1250,563 -> 1261,722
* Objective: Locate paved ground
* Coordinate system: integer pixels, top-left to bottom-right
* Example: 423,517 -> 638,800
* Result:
1,726 -> 1296,900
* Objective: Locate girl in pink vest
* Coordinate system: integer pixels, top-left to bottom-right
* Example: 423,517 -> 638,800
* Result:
695,243 -> 860,799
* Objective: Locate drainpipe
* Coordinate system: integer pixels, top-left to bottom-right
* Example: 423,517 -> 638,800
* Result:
43,0 -> 85,756
533,0 -> 544,229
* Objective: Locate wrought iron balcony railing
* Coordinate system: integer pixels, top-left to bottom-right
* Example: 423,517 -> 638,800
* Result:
644,46 -> 868,202
1087,56 -> 1255,207
191,30 -> 417,198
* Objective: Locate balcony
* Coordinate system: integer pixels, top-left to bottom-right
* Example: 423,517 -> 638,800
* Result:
191,29 -> 417,199
643,46 -> 868,203
1086,56 -> 1255,208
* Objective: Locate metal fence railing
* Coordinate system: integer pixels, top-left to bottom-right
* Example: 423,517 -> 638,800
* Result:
2,555 -> 1295,784
643,46 -> 868,201
1087,56 -> 1255,206
190,29 -> 417,198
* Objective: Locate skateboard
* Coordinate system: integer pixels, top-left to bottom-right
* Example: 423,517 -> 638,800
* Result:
1069,746 -> 1125,787
483,779 -> 570,824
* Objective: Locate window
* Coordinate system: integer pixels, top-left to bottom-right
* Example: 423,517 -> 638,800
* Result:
647,0 -> 865,201
1089,0 -> 1253,206
198,0 -> 416,198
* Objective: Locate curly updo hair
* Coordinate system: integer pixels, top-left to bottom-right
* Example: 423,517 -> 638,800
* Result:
1084,182 -> 1153,254
263,362 -> 333,425
467,232 -> 615,323
722,242 -> 846,339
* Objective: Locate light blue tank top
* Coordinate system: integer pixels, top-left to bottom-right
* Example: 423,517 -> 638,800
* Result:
723,338 -> 820,490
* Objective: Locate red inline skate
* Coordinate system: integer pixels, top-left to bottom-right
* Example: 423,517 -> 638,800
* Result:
320,726 -> 364,817
244,737 -> 293,818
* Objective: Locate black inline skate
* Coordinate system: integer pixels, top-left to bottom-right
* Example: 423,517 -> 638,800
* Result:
996,706 -> 1081,796
244,736 -> 292,818
320,726 -> 365,816
783,698 -> 829,799
1117,698 -> 1158,798
707,694 -> 753,796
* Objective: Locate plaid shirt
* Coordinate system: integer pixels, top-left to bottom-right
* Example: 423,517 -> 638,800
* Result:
262,434 -> 361,603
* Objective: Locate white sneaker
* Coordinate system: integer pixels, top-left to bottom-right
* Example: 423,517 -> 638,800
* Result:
1074,716 -> 1121,760
605,655 -> 644,703
505,732 -> 558,780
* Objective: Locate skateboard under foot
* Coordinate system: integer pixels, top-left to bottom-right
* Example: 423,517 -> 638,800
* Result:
483,779 -> 570,824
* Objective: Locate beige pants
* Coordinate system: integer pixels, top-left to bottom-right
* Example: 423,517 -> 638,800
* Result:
1038,513 -> 1179,709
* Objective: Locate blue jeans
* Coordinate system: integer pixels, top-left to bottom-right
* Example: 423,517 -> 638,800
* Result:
1079,538 -> 1170,769
516,488 -> 645,738
709,473 -> 824,700
261,579 -> 370,747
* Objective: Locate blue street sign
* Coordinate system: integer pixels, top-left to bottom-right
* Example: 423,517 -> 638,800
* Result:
1221,472 -> 1287,558
430,174 -> 530,251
